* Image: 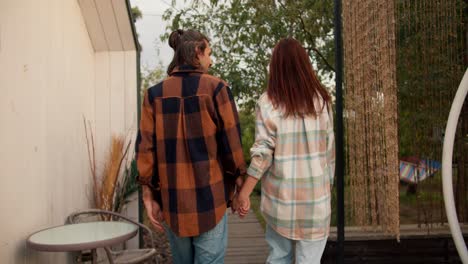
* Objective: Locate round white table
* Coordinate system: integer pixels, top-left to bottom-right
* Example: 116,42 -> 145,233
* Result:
27,221 -> 138,263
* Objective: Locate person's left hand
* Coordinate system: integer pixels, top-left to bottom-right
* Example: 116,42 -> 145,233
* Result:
231,176 -> 244,213
233,193 -> 250,219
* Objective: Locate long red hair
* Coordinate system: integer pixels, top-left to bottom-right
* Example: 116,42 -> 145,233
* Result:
267,38 -> 331,117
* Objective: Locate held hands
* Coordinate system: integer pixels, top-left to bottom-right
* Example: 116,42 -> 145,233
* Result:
232,175 -> 251,218
232,175 -> 259,218
142,186 -> 164,232
233,193 -> 251,219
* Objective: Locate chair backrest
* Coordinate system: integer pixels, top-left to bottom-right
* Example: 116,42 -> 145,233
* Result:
67,209 -> 155,249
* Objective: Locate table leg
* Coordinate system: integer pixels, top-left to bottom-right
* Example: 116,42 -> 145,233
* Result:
91,249 -> 97,264
104,248 -> 115,264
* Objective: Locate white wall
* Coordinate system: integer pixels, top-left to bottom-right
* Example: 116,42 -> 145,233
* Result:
0,0 -> 137,263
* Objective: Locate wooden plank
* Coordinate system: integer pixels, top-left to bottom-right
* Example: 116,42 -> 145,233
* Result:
226,211 -> 268,264
123,50 -> 137,167
109,52 -> 125,135
112,0 -> 135,51
328,224 -> 468,241
322,235 -> 468,263
77,0 -> 107,51
94,0 -> 123,51
124,50 -> 137,132
94,52 -> 111,175
228,240 -> 268,247
226,210 -> 467,264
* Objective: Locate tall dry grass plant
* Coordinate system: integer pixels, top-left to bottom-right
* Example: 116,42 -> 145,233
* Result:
100,135 -> 131,212
83,117 -> 132,213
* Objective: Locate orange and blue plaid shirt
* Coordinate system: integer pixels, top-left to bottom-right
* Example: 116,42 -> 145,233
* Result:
136,65 -> 246,237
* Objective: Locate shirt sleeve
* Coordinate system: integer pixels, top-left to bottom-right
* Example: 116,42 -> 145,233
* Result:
247,100 -> 276,180
135,90 -> 158,189
214,84 -> 247,179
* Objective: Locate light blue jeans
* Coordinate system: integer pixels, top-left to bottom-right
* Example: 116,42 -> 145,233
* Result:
265,225 -> 328,264
164,212 -> 228,264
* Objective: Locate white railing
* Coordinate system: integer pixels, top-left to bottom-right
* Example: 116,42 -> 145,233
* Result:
442,67 -> 468,263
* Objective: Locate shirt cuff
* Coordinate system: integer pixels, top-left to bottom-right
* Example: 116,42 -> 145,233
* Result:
136,176 -> 157,190
247,155 -> 271,180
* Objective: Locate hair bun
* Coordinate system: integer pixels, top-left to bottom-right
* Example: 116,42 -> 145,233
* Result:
169,29 -> 184,50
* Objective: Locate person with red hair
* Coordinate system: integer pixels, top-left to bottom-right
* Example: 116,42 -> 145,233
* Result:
234,38 -> 335,264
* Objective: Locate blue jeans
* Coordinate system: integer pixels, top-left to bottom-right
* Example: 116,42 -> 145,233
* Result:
265,225 -> 327,264
164,212 -> 228,264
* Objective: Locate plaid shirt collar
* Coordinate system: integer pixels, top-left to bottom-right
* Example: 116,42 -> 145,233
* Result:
170,64 -> 205,75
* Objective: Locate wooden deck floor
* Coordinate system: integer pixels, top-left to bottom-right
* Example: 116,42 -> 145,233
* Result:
225,211 -> 268,264
224,211 -> 467,264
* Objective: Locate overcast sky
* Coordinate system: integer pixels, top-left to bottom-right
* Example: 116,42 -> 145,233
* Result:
129,0 -> 186,71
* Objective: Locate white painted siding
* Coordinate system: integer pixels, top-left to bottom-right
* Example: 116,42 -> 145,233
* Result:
0,0 -> 138,263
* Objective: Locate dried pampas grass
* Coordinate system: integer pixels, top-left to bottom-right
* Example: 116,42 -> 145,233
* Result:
100,135 -> 131,212
83,116 -> 131,213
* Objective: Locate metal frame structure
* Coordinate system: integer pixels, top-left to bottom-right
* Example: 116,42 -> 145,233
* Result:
333,0 -> 345,263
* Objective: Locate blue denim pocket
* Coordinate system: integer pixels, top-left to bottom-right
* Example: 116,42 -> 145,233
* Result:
202,213 -> 227,238
193,212 -> 228,264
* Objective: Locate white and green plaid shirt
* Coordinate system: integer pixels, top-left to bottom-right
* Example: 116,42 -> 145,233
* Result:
247,93 -> 335,241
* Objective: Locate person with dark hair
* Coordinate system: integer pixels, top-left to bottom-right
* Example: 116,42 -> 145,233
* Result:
233,38 -> 335,264
135,29 -> 246,264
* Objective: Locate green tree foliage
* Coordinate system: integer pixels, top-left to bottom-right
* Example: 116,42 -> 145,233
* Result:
161,0 -> 335,113
131,6 -> 143,45
396,0 -> 466,158
140,64 -> 166,99
395,0 -> 467,224
239,109 -> 255,163
131,6 -> 143,22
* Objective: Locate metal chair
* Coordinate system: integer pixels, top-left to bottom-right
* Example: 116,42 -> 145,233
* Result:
67,209 -> 158,264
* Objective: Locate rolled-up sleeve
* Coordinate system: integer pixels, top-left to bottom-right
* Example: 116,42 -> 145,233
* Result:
247,102 -> 276,179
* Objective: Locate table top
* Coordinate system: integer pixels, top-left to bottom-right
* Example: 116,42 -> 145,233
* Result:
27,221 -> 138,252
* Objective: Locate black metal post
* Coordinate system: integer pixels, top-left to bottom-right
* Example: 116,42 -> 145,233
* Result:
333,0 -> 345,263
136,51 -> 144,249
125,0 -> 144,248
135,50 -> 144,249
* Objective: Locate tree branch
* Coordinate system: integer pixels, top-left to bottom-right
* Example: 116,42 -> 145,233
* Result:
297,13 -> 336,72
277,1 -> 335,72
